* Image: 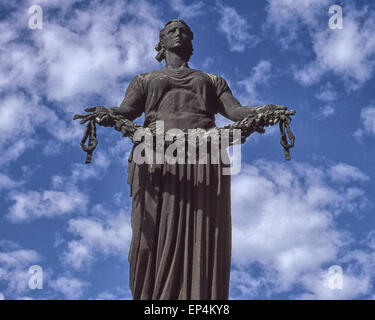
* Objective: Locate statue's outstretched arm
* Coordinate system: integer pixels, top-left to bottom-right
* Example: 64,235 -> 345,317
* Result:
73,75 -> 145,126
110,84 -> 145,121
217,90 -> 288,122
216,89 -> 296,160
217,90 -> 255,121
72,76 -> 146,163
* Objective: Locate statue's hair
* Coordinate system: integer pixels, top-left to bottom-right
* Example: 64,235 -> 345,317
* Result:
155,19 -> 194,63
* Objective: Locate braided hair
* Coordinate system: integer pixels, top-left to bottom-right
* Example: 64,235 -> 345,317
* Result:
155,19 -> 194,62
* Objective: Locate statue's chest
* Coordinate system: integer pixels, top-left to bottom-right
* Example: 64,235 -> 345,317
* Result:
147,74 -> 214,97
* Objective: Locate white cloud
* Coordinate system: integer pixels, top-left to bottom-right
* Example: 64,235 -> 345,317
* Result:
49,276 -> 88,299
106,135 -> 134,166
355,106 -> 375,139
67,150 -> 113,184
0,0 -> 163,165
216,2 -> 258,52
201,57 -> 214,70
0,174 -> 22,191
95,286 -> 132,300
0,37 -> 41,93
313,82 -> 338,118
0,246 -> 42,298
295,266 -> 370,299
230,269 -> 273,299
0,95 -> 31,140
0,94 -> 38,165
5,145 -> 115,224
0,240 -> 91,299
266,1 -> 375,89
317,105 -> 335,118
328,163 -> 369,183
295,12 -> 375,88
169,0 -> 205,19
230,160 -> 371,298
33,1 -> 162,104
315,82 -> 338,102
364,231 -> 375,250
34,0 -> 85,10
237,60 -> 272,105
62,210 -> 132,270
0,92 -> 83,165
265,0 -> 327,47
7,188 -> 88,222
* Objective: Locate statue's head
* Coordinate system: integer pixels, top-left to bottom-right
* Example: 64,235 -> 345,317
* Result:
155,19 -> 194,63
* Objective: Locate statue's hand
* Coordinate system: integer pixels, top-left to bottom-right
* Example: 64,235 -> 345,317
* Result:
252,104 -> 296,126
73,106 -> 115,127
255,104 -> 287,114
256,104 -> 296,116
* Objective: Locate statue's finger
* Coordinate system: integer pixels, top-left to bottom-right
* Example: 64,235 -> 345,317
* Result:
79,114 -> 95,124
84,107 -> 97,112
73,114 -> 87,120
266,104 -> 286,111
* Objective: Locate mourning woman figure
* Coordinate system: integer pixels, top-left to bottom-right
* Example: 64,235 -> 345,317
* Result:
80,19 -> 286,299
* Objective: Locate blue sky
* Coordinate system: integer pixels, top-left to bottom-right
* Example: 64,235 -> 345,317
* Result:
1,0 -> 375,300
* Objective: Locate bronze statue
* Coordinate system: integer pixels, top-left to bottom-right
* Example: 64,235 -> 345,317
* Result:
74,19 -> 295,300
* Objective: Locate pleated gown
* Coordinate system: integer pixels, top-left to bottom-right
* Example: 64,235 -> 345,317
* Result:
127,152 -> 232,299
120,67 -> 233,299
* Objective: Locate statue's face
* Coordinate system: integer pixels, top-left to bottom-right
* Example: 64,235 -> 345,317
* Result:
162,22 -> 191,52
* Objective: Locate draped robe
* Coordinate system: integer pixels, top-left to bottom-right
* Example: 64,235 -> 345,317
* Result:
114,67 -> 232,299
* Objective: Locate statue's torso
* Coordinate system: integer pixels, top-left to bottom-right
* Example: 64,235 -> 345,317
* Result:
139,68 -> 225,131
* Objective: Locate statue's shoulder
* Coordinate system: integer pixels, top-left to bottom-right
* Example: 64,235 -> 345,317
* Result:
201,72 -> 229,90
137,70 -> 164,80
203,72 -> 225,82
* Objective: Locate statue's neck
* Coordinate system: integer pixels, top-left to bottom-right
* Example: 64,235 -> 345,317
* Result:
165,50 -> 189,69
